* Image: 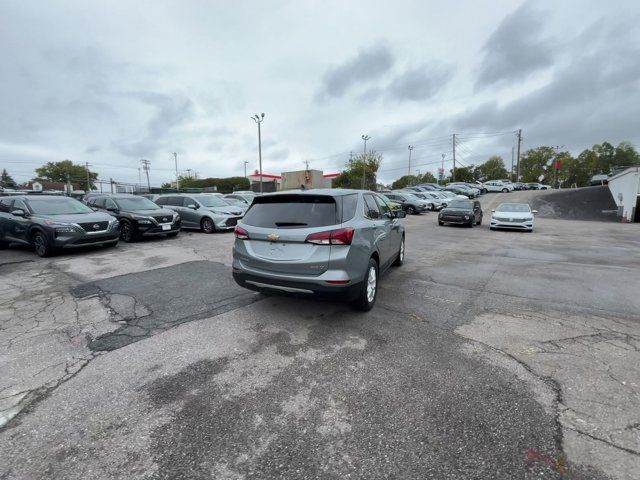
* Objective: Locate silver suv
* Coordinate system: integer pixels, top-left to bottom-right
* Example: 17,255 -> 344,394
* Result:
155,193 -> 244,233
232,189 -> 406,311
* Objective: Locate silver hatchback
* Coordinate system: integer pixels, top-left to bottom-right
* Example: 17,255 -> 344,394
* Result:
232,189 -> 406,311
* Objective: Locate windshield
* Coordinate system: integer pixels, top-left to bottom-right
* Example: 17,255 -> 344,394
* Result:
496,203 -> 531,213
448,199 -> 473,209
193,195 -> 229,207
114,197 -> 160,210
28,197 -> 93,215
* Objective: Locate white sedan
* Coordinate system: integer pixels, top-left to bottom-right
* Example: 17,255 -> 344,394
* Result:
490,203 -> 537,232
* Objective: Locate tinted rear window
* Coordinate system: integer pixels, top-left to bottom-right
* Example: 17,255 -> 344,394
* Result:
243,194 -> 338,229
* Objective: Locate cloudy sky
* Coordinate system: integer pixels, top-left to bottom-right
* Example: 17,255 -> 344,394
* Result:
1,0 -> 639,186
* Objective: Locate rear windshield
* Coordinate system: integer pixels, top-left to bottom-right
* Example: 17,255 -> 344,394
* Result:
242,194 -> 339,229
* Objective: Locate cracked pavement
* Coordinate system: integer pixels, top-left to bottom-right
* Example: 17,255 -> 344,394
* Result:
0,196 -> 639,479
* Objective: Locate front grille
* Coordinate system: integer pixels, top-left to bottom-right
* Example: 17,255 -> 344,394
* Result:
73,235 -> 115,245
225,217 -> 240,227
442,216 -> 464,221
495,217 -> 527,223
153,215 -> 173,223
78,221 -> 109,232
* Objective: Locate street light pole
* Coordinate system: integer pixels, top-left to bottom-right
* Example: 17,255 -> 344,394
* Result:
361,134 -> 370,190
251,114 -> 265,194
173,152 -> 179,192
408,145 -> 414,178
244,161 -> 249,178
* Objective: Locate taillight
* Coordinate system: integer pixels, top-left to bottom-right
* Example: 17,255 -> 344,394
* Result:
234,226 -> 249,239
306,227 -> 354,245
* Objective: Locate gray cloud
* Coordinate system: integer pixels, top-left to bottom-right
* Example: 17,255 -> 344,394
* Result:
387,64 -> 454,101
475,4 -> 553,89
315,43 -> 394,101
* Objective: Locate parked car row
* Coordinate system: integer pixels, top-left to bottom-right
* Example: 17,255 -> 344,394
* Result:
438,199 -> 537,232
0,191 -> 253,257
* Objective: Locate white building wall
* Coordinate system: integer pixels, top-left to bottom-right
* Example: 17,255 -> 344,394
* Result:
608,168 -> 640,221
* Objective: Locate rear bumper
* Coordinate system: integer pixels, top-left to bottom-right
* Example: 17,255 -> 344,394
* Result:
233,271 -> 363,300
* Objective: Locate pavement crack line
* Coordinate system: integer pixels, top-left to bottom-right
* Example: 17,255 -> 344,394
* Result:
565,426 -> 640,457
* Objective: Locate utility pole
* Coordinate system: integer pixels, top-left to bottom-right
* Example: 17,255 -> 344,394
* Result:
349,151 -> 353,166
251,113 -> 265,194
407,145 -> 414,177
516,129 -> 522,181
361,134 -> 370,190
173,152 -> 179,192
441,153 -> 446,185
511,147 -> 515,182
304,159 -> 310,170
66,173 -> 71,196
110,178 -> 114,194
244,161 -> 249,178
138,167 -> 141,190
85,162 -> 91,192
140,159 -> 151,191
452,133 -> 456,182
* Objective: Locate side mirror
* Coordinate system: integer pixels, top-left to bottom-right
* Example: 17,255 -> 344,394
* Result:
11,209 -> 26,217
532,210 -> 538,214
187,204 -> 198,210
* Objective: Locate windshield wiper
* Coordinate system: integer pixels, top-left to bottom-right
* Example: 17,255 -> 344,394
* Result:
274,222 -> 308,227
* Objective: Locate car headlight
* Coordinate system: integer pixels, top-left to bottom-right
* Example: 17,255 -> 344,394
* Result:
525,217 -> 533,221
132,215 -> 152,224
54,225 -> 77,233
464,215 -> 469,220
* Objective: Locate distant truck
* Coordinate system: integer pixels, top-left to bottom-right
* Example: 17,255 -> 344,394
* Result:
590,174 -> 609,186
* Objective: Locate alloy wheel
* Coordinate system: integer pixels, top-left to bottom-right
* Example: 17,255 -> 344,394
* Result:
366,266 -> 377,303
34,234 -> 46,256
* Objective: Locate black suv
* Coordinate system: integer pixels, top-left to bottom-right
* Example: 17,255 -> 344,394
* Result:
0,195 -> 120,257
438,199 -> 483,227
87,194 -> 181,242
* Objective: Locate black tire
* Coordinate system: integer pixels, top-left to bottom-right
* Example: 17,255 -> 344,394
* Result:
438,220 -> 444,226
0,241 -> 8,250
476,216 -> 482,226
120,220 -> 136,243
32,231 -> 53,257
351,258 -> 379,312
467,218 -> 474,228
405,206 -> 415,215
201,217 -> 215,234
430,203 -> 436,211
501,188 -> 509,193
392,236 -> 405,267
490,227 -> 495,231
167,231 -> 179,238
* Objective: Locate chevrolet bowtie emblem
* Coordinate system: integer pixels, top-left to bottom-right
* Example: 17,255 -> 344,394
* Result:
267,233 -> 280,241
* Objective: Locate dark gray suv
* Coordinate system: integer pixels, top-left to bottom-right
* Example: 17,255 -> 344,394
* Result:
232,189 -> 406,311
0,195 -> 120,257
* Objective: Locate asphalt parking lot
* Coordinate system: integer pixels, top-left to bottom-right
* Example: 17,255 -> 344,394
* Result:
1,192 -> 639,479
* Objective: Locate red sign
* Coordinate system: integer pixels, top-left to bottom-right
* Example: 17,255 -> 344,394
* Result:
555,159 -> 562,171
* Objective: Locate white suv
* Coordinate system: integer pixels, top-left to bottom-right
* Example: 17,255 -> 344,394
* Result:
484,181 -> 514,193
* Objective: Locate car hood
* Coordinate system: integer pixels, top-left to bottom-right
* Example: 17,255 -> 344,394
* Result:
441,207 -> 473,215
203,206 -> 244,216
32,211 -> 114,224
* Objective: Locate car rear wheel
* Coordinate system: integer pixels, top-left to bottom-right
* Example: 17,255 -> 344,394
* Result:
201,217 -> 215,234
502,188 -> 509,193
352,258 -> 378,312
392,236 -> 404,267
476,216 -> 482,225
467,218 -> 474,228
405,206 -> 415,215
0,241 -> 8,249
120,220 -> 136,242
32,231 -> 53,257
438,220 -> 444,226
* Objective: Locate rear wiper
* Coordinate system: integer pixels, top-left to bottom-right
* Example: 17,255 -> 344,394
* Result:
274,222 -> 308,227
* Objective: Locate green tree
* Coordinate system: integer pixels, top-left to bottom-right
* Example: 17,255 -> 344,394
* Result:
391,175 -> 420,189
474,156 -> 509,181
333,151 -> 382,190
417,172 -> 438,184
519,146 -> 556,183
450,165 -> 474,182
162,176 -> 250,193
0,169 -> 17,188
35,160 -> 97,191
613,142 -> 640,168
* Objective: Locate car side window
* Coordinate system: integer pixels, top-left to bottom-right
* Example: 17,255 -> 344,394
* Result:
373,195 -> 391,216
13,199 -> 28,212
184,197 -> 197,207
105,198 -> 117,210
167,196 -> 184,207
155,197 -> 167,205
363,194 -> 381,219
94,197 -> 106,208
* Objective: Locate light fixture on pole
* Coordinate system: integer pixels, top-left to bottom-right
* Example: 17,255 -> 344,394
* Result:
251,113 -> 265,193
361,134 -> 370,190
243,160 -> 249,178
407,145 -> 414,177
